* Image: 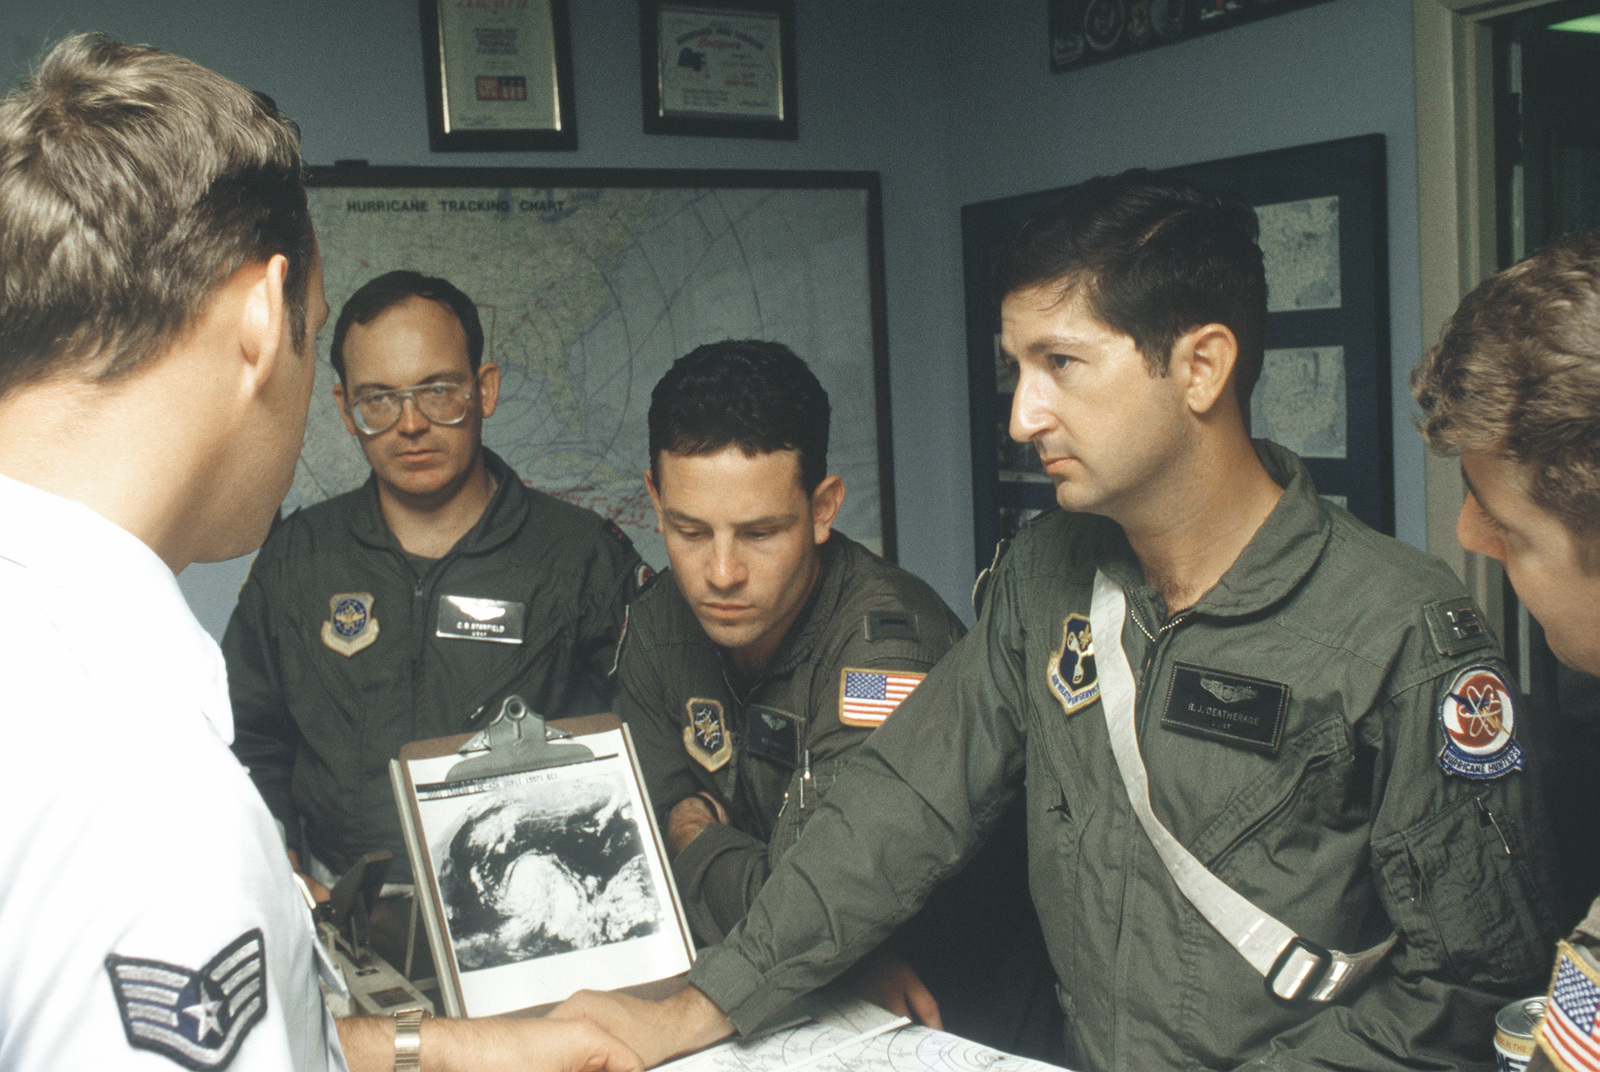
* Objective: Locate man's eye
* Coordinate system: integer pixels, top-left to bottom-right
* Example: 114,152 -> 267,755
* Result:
423,385 -> 452,398
1049,352 -> 1075,370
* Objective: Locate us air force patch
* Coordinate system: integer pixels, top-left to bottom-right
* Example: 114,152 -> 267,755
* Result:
321,592 -> 377,657
106,929 -> 267,1070
1438,665 -> 1524,779
683,698 -> 733,771
1048,614 -> 1099,715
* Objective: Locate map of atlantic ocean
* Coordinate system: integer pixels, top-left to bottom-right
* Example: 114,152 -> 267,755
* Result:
296,180 -> 884,568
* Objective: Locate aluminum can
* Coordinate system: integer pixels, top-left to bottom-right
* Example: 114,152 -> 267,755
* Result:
1495,995 -> 1547,1072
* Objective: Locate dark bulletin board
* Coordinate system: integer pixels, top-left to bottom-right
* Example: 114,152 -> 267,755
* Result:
962,134 -> 1390,572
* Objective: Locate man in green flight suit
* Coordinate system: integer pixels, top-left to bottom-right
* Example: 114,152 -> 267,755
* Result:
224,270 -> 644,949
619,342 -> 1056,1047
554,175 -> 1558,1071
1413,227 -> 1600,1072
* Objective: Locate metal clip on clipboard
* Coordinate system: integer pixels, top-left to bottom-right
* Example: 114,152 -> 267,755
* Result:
445,694 -> 596,782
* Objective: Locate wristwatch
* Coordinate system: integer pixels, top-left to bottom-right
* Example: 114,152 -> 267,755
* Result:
393,1008 -> 425,1072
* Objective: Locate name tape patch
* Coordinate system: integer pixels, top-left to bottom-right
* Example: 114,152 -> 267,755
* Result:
436,595 -> 525,644
1161,663 -> 1290,756
745,705 -> 801,767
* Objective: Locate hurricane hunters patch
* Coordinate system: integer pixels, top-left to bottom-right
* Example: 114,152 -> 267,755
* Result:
1047,614 -> 1099,715
1438,665 -> 1524,780
838,668 -> 926,727
105,929 -> 267,1070
683,698 -> 733,771
321,592 -> 377,657
1161,664 -> 1289,756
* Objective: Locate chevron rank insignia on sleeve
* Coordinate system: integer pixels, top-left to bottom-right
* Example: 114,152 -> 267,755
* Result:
105,928 -> 267,1070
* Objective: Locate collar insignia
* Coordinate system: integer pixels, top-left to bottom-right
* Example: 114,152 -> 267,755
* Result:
106,928 -> 267,1069
683,697 -> 733,771
1048,614 -> 1100,716
322,592 -> 378,657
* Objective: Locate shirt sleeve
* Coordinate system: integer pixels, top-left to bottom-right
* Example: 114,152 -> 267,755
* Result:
222,560 -> 301,850
686,555 -> 1028,1031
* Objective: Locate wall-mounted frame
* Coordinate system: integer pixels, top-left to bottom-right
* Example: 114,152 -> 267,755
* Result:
420,0 -> 577,152
962,134 -> 1390,572
298,165 -> 892,568
640,0 -> 797,140
1049,0 -> 1336,73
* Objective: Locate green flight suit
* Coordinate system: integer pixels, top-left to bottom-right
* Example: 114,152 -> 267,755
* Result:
224,449 -> 644,882
689,443 -> 1558,1072
615,531 -> 966,943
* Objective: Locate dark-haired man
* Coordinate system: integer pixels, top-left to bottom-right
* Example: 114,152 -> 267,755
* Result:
617,341 -> 995,1025
224,270 -> 645,922
0,33 -> 638,1072
1412,227 -> 1600,1072
558,175 -> 1556,1072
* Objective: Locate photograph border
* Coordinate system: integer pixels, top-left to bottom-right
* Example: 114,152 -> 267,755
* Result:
419,0 -> 579,152
640,0 -> 798,140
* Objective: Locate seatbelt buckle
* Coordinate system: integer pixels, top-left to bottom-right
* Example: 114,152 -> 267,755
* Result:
1266,937 -> 1332,1006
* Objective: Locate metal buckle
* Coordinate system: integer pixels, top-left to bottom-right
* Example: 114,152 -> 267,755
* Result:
1266,937 -> 1332,1006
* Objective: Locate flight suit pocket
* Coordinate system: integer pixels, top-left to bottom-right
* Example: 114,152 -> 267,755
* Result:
766,757 -> 850,865
1373,792 -> 1554,985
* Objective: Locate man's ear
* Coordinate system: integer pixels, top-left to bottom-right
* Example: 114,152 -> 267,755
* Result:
1174,322 -> 1238,416
810,474 -> 845,544
645,467 -> 665,534
332,380 -> 359,437
238,254 -> 291,397
477,362 -> 501,420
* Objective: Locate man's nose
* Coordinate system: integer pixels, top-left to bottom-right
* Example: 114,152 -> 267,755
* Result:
395,394 -> 430,434
707,536 -> 746,590
1009,366 -> 1054,442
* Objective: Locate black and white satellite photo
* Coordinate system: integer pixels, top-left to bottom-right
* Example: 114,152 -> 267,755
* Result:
430,765 -> 663,971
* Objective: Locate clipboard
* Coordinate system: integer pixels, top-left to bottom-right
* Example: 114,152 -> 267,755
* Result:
390,702 -> 695,1017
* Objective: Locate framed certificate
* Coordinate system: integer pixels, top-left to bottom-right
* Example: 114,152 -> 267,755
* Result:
641,0 -> 797,140
420,0 -> 577,152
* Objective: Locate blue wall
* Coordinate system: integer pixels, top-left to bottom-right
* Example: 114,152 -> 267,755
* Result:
0,0 -> 1427,633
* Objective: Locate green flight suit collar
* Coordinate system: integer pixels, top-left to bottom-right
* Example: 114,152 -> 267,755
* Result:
343,447 -> 529,559
1098,440 -> 1332,621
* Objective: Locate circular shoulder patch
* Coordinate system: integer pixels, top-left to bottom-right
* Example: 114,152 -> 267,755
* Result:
1438,665 -> 1524,779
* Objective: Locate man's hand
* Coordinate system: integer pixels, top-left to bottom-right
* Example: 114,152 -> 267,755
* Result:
845,949 -> 942,1029
551,984 -> 735,1068
666,793 -> 729,855
335,1013 -> 643,1072
286,848 -> 331,903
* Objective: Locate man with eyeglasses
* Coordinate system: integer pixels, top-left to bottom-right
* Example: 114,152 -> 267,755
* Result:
223,270 -> 646,965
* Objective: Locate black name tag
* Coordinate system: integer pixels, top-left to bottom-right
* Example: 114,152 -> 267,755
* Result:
744,705 -> 800,768
435,595 -> 525,644
1161,663 -> 1289,756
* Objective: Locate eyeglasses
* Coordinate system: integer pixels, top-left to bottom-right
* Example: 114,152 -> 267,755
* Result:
346,381 -> 475,435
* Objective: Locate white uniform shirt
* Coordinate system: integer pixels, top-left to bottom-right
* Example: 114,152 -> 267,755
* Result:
0,475 -> 348,1071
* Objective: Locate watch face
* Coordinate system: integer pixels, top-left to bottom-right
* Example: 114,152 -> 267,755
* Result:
1151,0 -> 1186,37
1085,0 -> 1126,52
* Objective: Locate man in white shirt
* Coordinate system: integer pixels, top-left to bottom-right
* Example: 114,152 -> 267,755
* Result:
0,32 -> 637,1072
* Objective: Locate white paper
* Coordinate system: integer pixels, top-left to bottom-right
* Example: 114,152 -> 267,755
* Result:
406,728 -> 691,1015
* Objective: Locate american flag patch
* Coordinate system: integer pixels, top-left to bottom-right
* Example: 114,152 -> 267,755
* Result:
106,929 -> 267,1070
1537,940 -> 1600,1072
838,668 -> 926,727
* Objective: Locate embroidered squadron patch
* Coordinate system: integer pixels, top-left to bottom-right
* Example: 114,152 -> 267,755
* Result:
1438,664 -> 1524,779
1048,614 -> 1099,715
321,592 -> 378,657
106,928 -> 267,1070
683,698 -> 733,771
838,668 -> 926,727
